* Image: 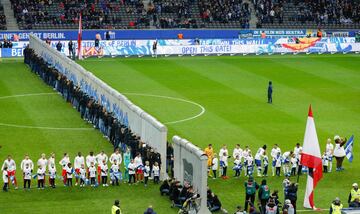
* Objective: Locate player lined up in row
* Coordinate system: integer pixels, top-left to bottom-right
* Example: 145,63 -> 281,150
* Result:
204,136 -> 347,179
1,148 -> 161,192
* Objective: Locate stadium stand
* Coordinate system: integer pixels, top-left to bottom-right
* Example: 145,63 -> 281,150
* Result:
254,0 -> 360,29
0,2 -> 6,30
198,0 -> 251,28
7,0 -> 360,30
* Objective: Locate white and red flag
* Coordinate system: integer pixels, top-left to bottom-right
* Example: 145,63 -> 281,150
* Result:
300,105 -> 323,209
77,13 -> 83,60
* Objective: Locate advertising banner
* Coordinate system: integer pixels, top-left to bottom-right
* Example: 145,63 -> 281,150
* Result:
1,29 -> 359,41
3,37 -> 360,58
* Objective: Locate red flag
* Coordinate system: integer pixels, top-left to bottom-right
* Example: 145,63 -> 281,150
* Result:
300,105 -> 323,209
77,13 -> 83,60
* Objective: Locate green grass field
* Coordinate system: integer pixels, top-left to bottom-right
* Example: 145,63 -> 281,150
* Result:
0,54 -> 360,213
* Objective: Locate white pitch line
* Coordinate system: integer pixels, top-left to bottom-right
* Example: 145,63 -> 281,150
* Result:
0,122 -> 93,131
0,92 -> 57,100
0,93 -> 93,131
0,92 -> 206,130
123,93 -> 206,124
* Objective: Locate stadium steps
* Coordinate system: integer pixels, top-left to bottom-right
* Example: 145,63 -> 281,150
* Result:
244,0 -> 258,28
1,0 -> 18,30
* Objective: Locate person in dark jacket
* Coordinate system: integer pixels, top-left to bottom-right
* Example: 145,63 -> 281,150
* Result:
209,193 -> 222,212
258,179 -> 270,214
144,205 -> 157,214
267,81 -> 273,104
160,179 -> 170,195
245,177 -> 259,212
285,183 -> 298,214
56,41 -> 62,52
68,40 -> 74,59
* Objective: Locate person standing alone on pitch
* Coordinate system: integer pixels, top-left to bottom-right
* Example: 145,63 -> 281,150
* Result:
268,81 -> 273,104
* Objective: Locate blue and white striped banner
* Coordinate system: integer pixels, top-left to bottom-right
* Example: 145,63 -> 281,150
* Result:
345,135 -> 354,163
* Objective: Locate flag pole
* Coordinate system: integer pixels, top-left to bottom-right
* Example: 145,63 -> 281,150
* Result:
77,12 -> 83,60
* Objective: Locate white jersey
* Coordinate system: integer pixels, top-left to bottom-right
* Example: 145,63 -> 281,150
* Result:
144,165 -> 151,177
263,156 -> 269,166
49,167 -> 56,179
21,159 -> 34,171
275,156 -> 282,167
2,159 -> 16,171
37,168 -> 45,180
74,156 -> 85,169
234,159 -> 242,166
255,148 -> 265,160
111,164 -> 120,173
271,147 -> 281,159
79,168 -> 86,180
100,163 -> 108,176
59,157 -> 70,168
96,153 -> 108,164
37,158 -> 48,170
86,155 -> 97,167
23,167 -> 32,180
48,157 -> 56,169
134,156 -> 143,168
290,157 -> 297,168
219,148 -> 229,159
246,156 -> 254,166
242,149 -> 250,159
282,152 -> 291,161
233,148 -> 243,159
66,166 -> 73,179
294,146 -> 302,159
220,154 -> 228,167
128,163 -> 136,175
212,157 -> 218,170
152,165 -> 160,177
326,143 -> 334,156
322,155 -> 329,166
109,153 -> 122,165
89,166 -> 96,178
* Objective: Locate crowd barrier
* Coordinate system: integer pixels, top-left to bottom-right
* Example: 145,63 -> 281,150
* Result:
29,33 -> 168,179
3,37 -> 360,58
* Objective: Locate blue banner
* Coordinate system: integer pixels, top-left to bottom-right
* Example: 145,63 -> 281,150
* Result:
1,29 -> 359,41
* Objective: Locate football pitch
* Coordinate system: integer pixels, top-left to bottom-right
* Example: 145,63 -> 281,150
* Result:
0,54 -> 360,213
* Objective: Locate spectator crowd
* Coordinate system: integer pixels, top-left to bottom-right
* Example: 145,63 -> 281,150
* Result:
198,0 -> 251,28
0,3 -> 6,30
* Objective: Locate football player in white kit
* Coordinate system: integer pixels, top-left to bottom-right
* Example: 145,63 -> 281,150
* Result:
254,145 -> 267,177
270,144 -> 281,176
325,138 -> 334,172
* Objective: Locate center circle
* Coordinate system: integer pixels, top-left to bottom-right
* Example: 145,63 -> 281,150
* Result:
122,93 -> 206,124
0,92 -> 205,129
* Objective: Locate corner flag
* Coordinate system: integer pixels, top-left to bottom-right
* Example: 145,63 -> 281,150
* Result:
77,13 -> 83,60
300,105 -> 323,209
345,135 -> 354,163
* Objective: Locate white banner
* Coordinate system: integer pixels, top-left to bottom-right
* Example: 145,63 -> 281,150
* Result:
173,136 -> 210,214
29,34 -> 168,179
